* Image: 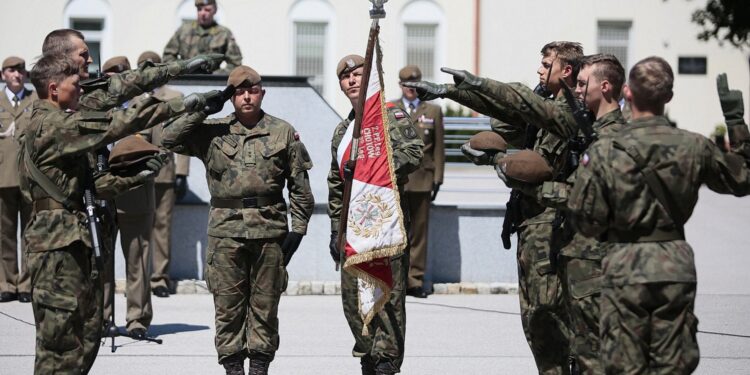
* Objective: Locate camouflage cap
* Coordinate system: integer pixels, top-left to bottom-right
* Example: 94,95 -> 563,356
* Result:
2,56 -> 25,70
137,51 -> 161,67
103,56 -> 131,74
399,65 -> 422,82
108,135 -> 160,170
497,150 -> 553,183
469,131 -> 508,153
195,0 -> 216,6
336,54 -> 365,78
227,65 -> 262,88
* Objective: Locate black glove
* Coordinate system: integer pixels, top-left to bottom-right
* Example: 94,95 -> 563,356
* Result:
431,182 -> 441,201
174,174 -> 188,201
401,81 -> 450,101
441,67 -> 483,90
329,231 -> 341,264
183,90 -> 223,113
183,53 -> 224,74
281,232 -> 304,266
460,142 -> 505,165
717,73 -> 745,126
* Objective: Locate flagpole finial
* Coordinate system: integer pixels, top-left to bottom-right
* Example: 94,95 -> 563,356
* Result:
369,0 -> 387,19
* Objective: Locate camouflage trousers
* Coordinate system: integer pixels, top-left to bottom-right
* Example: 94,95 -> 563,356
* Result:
205,236 -> 288,364
560,256 -> 603,374
28,242 -> 103,374
600,282 -> 699,375
518,222 -> 572,375
341,251 -> 408,372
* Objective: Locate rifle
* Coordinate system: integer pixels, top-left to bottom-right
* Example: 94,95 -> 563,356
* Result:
500,81 -> 552,249
336,3 -> 383,268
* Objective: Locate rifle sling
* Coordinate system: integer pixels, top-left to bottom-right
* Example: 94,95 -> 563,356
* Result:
613,140 -> 686,230
23,135 -> 77,211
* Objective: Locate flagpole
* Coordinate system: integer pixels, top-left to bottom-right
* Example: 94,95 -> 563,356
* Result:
336,0 -> 387,269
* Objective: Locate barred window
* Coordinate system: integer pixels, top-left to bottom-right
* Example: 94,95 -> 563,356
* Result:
294,22 -> 327,94
598,21 -> 631,69
405,24 -> 437,81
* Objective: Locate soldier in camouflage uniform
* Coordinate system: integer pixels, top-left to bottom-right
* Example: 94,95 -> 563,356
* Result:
511,54 -> 626,374
163,0 -> 243,74
405,42 -> 582,374
327,55 -> 423,375
161,65 -> 314,375
568,57 -> 750,374
21,55 -> 203,375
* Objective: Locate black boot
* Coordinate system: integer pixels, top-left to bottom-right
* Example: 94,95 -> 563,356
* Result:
221,355 -> 244,375
247,357 -> 270,375
375,361 -> 397,375
360,355 -> 376,375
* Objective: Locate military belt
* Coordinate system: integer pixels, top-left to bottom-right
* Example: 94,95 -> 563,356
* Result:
33,198 -> 83,212
605,227 -> 684,243
210,195 -> 283,209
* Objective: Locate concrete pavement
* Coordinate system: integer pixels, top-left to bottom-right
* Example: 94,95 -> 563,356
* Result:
2,292 -> 750,374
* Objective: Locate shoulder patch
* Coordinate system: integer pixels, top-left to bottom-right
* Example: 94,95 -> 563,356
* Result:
581,153 -> 590,167
394,110 -> 406,120
294,132 -> 300,141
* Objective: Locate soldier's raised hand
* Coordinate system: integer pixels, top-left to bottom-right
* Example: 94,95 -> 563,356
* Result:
401,81 -> 449,101
441,67 -> 482,90
184,53 -> 224,74
717,73 -> 745,126
183,90 -> 221,113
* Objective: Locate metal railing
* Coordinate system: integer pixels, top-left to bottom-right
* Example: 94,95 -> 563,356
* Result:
444,116 -> 491,159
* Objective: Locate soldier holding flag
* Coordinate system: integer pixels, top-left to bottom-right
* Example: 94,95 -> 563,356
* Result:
327,3 -> 423,374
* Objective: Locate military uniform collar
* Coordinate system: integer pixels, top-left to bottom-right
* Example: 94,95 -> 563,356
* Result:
230,110 -> 270,136
628,115 -> 671,129
593,108 -> 624,130
194,20 -> 218,34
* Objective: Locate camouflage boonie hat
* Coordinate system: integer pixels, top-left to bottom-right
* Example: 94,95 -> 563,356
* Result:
498,150 -> 553,183
103,56 -> 131,74
227,65 -> 261,88
336,54 -> 364,78
137,51 -> 161,67
469,131 -> 508,153
195,0 -> 216,6
399,65 -> 422,82
2,56 -> 25,70
109,135 -> 160,170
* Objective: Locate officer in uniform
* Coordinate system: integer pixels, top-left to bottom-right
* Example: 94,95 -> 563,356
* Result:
102,56 -> 157,338
162,65 -> 314,375
404,42 -> 583,374
22,54 -> 207,374
137,51 -> 191,298
568,57 -> 750,374
328,55 -> 423,375
163,0 -> 243,74
388,65 -> 444,298
0,56 -> 35,303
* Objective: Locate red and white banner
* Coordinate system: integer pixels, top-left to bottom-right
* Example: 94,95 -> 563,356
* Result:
337,41 -> 406,334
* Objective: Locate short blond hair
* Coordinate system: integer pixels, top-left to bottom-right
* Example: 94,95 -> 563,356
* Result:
628,56 -> 673,110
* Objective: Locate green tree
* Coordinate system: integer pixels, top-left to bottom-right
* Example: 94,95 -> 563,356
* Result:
691,0 -> 750,48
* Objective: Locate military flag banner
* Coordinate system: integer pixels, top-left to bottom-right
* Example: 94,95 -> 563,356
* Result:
336,38 -> 406,335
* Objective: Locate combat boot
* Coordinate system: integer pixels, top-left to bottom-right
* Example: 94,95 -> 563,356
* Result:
247,357 -> 270,375
360,355 -> 376,375
375,361 -> 397,375
221,354 -> 244,375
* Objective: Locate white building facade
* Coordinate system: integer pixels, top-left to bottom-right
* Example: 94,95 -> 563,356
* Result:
2,0 -> 748,135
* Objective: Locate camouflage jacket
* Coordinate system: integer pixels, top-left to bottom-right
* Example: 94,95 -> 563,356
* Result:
327,107 -> 424,232
568,115 -> 750,285
163,21 -> 242,74
161,111 -> 314,239
22,97 -> 186,252
446,84 -> 574,226
79,61 -> 189,112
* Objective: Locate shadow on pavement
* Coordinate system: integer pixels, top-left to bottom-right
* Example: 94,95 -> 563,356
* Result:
148,323 -> 210,336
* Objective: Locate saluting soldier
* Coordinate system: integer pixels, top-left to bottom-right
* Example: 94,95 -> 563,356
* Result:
568,57 -> 750,374
388,65 -> 444,298
21,54 -> 207,375
0,56 -> 35,303
328,55 -> 423,375
163,0 -> 243,74
161,65 -> 314,375
136,51 -> 191,298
